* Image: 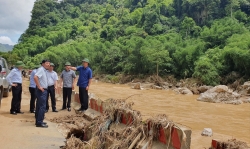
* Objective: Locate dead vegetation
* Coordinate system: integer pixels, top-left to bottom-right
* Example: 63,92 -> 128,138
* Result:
51,99 -> 189,149
210,139 -> 250,149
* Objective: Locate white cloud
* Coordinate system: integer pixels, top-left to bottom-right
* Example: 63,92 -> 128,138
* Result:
0,36 -> 15,45
0,0 -> 36,44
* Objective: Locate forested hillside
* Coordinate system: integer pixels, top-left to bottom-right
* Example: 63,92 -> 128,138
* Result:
12,0 -> 250,85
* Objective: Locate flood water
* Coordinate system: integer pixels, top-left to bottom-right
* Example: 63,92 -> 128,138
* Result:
88,81 -> 250,148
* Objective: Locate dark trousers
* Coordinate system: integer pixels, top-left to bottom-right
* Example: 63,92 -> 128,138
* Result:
63,87 -> 72,108
79,87 -> 88,110
29,87 -> 36,111
46,85 -> 56,110
10,84 -> 22,112
35,89 -> 47,125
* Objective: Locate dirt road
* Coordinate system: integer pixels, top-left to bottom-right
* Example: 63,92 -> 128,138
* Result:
0,78 -> 69,149
0,78 -> 249,149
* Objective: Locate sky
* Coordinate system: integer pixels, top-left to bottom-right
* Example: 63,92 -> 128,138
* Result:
0,0 -> 36,45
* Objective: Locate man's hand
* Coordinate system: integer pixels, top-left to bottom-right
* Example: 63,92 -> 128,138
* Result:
70,66 -> 77,71
72,85 -> 75,90
12,83 -> 17,87
39,86 -> 44,92
86,86 -> 89,90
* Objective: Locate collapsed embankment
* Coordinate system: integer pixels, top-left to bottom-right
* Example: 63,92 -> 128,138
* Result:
51,98 -> 191,149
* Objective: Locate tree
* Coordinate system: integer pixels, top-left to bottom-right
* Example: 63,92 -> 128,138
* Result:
193,56 -> 220,85
141,38 -> 172,76
226,0 -> 240,18
181,16 -> 196,37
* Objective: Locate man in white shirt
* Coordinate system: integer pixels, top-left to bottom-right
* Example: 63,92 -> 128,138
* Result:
6,61 -> 25,115
34,59 -> 50,128
46,63 -> 58,112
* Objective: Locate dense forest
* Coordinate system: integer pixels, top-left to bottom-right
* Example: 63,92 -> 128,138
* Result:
8,0 -> 250,85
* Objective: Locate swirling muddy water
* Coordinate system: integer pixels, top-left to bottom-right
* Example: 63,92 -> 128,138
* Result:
89,81 -> 250,148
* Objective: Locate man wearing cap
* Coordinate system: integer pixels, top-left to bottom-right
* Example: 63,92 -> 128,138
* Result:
34,60 -> 50,128
60,62 -> 76,111
29,65 -> 40,113
70,58 -> 92,112
6,61 -> 25,115
46,63 -> 58,112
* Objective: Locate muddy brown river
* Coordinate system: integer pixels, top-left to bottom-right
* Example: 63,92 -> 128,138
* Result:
88,81 -> 250,148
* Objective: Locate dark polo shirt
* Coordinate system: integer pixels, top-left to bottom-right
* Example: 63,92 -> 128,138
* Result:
76,66 -> 92,88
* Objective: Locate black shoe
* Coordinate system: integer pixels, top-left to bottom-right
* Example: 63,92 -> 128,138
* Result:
61,108 -> 66,110
52,110 -> 58,112
10,111 -> 17,115
16,111 -> 24,114
36,124 -> 48,128
67,108 -> 71,112
35,122 -> 47,125
30,110 -> 35,113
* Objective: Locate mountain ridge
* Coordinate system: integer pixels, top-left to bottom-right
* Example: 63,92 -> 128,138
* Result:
0,43 -> 13,52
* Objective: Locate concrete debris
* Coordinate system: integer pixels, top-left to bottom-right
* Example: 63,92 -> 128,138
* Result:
201,128 -> 213,137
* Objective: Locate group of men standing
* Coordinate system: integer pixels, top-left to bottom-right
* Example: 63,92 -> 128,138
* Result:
6,58 -> 92,128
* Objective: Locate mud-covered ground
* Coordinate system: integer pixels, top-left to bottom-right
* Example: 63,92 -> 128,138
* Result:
0,78 -> 68,149
0,78 -> 249,148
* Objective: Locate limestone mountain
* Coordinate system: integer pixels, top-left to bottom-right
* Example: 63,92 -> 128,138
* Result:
0,43 -> 13,52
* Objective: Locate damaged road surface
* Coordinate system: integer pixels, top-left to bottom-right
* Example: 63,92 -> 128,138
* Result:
51,98 -> 192,149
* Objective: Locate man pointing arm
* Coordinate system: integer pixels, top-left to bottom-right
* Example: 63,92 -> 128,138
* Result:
70,58 -> 92,112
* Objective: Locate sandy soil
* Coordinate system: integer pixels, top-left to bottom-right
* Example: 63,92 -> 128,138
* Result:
0,78 -> 249,149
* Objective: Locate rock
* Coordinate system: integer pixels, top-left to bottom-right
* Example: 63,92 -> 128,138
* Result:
239,97 -> 250,103
133,83 -> 141,90
224,100 -> 243,105
201,128 -> 213,137
242,81 -> 250,89
197,85 -> 242,104
191,87 -> 200,94
238,81 -> 250,96
162,82 -> 169,86
162,86 -> 169,90
155,86 -> 162,90
198,85 -> 212,93
176,82 -> 181,88
210,85 -> 228,93
174,88 -> 193,95
180,88 -> 193,95
142,83 -> 154,89
151,85 -> 162,90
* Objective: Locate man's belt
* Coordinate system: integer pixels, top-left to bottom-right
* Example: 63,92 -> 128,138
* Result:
48,85 -> 54,87
13,82 -> 22,85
